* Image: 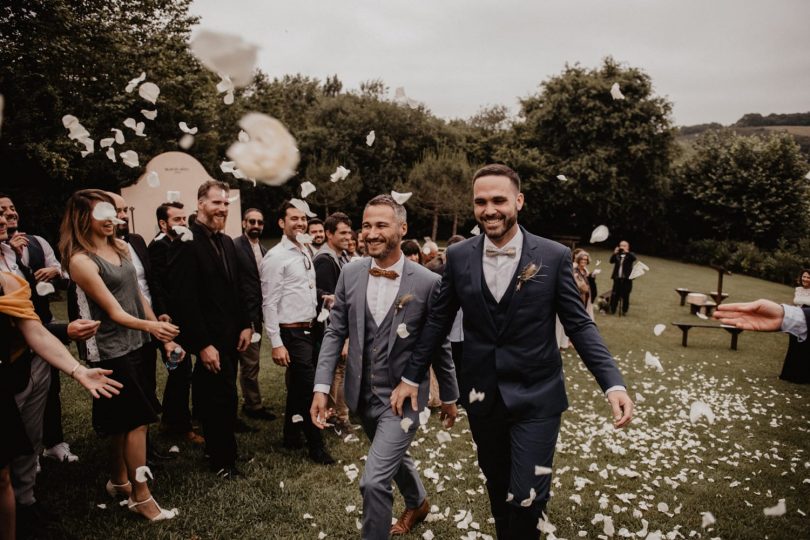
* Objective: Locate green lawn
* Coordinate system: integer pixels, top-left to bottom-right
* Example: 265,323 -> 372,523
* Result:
38,248 -> 809,539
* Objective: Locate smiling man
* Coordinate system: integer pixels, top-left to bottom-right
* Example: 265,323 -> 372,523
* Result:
391,164 -> 633,539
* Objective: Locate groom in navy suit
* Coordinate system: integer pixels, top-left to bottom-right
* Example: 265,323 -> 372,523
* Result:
392,164 -> 634,539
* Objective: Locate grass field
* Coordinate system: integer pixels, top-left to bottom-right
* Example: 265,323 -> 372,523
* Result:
35,247 -> 809,539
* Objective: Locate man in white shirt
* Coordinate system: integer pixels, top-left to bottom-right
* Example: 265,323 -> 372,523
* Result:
261,201 -> 333,465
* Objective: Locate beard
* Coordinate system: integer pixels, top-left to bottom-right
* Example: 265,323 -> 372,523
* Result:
477,211 -> 517,243
246,228 -> 262,239
366,234 -> 399,261
6,226 -> 17,237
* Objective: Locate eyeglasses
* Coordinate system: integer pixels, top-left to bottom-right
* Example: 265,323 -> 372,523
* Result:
302,253 -> 312,271
247,219 -> 264,225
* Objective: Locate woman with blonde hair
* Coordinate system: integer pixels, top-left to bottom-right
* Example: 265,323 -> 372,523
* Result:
573,251 -> 595,320
59,189 -> 182,521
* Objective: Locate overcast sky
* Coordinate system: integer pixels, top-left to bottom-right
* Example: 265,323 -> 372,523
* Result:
190,0 -> 810,126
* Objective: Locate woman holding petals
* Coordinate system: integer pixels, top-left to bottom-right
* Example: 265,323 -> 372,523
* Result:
573,251 -> 595,320
779,269 -> 810,383
59,189 -> 182,521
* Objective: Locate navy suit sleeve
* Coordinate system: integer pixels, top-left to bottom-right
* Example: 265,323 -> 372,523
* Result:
403,247 -> 461,384
556,248 -> 626,392
147,239 -> 170,318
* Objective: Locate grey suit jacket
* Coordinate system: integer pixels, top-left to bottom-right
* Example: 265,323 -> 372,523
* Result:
315,257 -> 459,418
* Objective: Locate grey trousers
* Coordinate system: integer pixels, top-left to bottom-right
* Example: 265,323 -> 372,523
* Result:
358,393 -> 426,540
238,339 -> 263,410
12,356 -> 51,506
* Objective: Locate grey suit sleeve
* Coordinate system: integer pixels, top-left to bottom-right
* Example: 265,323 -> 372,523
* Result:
314,268 -> 351,389
427,277 -> 459,403
556,248 -> 626,392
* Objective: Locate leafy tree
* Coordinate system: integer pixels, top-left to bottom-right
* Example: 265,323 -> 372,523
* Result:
300,161 -> 362,217
671,130 -> 810,248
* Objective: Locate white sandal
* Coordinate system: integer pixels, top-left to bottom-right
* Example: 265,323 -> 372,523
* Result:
105,480 -> 132,499
127,496 -> 179,521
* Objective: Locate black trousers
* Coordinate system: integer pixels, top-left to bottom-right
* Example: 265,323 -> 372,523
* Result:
467,390 -> 560,540
162,349 -> 194,433
281,327 -> 323,451
42,366 -> 63,448
610,278 -> 633,314
192,350 -> 238,468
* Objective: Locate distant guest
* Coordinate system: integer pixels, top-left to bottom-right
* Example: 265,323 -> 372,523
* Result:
307,218 -> 325,250
401,239 -> 422,264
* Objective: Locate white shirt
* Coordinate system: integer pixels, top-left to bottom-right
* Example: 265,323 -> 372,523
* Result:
127,243 -> 151,305
1,235 -> 64,280
482,228 -> 523,302
261,236 -> 317,348
367,254 -> 405,326
782,304 -> 808,341
249,238 -> 263,269
0,243 -> 25,278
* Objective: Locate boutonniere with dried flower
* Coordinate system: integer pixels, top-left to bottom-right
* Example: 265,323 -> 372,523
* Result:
395,293 -> 414,313
516,262 -> 541,291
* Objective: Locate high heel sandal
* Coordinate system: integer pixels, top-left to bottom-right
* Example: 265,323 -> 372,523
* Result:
105,480 -> 132,499
127,496 -> 179,521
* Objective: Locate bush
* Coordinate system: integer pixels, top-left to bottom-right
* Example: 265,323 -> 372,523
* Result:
682,239 -> 810,285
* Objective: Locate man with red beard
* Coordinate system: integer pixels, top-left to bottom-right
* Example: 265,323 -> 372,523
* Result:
168,181 -> 252,478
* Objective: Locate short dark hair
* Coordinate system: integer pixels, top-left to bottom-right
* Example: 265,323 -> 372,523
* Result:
364,194 -> 407,225
156,202 -> 184,225
277,200 -> 298,221
324,212 -> 352,234
197,180 -> 229,200
472,163 -> 520,192
242,207 -> 263,219
400,239 -> 422,263
307,218 -> 324,230
446,235 -> 465,247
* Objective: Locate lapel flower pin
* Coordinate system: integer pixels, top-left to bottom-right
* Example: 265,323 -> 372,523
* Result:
516,262 -> 541,292
395,293 -> 414,313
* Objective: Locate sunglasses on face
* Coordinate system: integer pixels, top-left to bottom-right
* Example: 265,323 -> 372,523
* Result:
247,219 -> 264,225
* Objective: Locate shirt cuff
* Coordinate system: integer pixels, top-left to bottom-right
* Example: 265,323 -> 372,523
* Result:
401,377 -> 419,387
269,333 -> 283,348
604,385 -> 626,396
313,384 -> 331,394
781,304 -> 807,342
441,399 -> 457,405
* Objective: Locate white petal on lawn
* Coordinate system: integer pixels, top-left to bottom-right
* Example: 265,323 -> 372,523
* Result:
763,499 -> 786,516
111,128 -> 125,144
653,324 -> 666,336
644,351 -> 663,372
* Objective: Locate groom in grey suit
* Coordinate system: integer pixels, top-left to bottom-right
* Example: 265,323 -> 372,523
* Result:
311,195 -> 459,540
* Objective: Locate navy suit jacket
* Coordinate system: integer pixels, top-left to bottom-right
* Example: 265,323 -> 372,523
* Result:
232,234 -> 266,329
403,226 -> 625,419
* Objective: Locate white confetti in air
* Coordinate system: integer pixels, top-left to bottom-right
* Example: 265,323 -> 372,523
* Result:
520,487 -> 536,507
105,147 -> 116,162
400,417 -> 413,432
96,503 -> 107,509
166,191 -> 181,203
610,82 -> 625,100
644,351 -> 663,372
366,130 -> 376,146
217,74 -> 235,105
300,181 -> 316,199
250,332 -> 261,343
35,282 -> 56,296
653,324 -> 666,336
138,81 -> 159,104
172,225 -> 193,242
556,174 -> 567,182
141,109 -> 157,120
120,150 -> 139,168
469,388 -> 485,403
79,138 -> 94,157
92,202 -> 124,224
330,165 -> 351,183
179,121 -> 198,134
534,465 -> 552,476
391,190 -> 412,205
436,431 -> 452,444
419,407 -> 430,425
701,511 -> 716,528
421,245 -> 431,255
317,308 -> 330,323
690,400 -> 716,424
223,91 -> 235,105
396,323 -> 409,338
179,134 -> 194,149
589,225 -> 609,243
99,137 -> 115,148
168,445 -> 180,454
291,414 -> 304,424
134,465 -> 154,483
279,481 -> 284,489
764,499 -> 787,516
290,198 -> 317,218
629,260 -> 650,280
805,170 -> 810,180
295,233 -> 313,245
146,171 -> 160,188
470,225 -> 480,235
190,30 -> 259,87
237,129 -> 250,142
125,72 -> 146,93
111,128 -> 124,144
345,505 -> 356,513
226,113 -> 299,186
303,513 -> 313,520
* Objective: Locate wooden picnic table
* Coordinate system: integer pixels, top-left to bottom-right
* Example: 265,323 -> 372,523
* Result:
673,321 -> 743,350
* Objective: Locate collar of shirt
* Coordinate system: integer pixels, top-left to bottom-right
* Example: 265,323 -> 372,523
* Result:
482,227 -> 523,302
482,227 -> 523,258
367,253 -> 405,326
0,243 -> 23,278
370,253 -> 405,276
316,242 -> 343,264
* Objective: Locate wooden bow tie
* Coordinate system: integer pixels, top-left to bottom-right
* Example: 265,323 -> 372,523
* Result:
369,267 -> 399,280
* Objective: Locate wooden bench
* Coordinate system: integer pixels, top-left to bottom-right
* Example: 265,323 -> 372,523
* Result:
688,299 -> 717,317
673,321 -> 743,350
675,288 -> 691,306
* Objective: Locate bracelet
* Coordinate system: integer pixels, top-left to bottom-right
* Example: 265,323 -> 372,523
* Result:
69,364 -> 81,379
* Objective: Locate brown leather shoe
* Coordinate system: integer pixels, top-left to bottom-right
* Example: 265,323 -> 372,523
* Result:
185,431 -> 205,445
390,498 -> 430,535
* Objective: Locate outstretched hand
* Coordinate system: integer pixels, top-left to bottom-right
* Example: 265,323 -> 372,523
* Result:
607,390 -> 633,429
390,381 -> 419,416
713,299 -> 784,332
74,367 -> 123,399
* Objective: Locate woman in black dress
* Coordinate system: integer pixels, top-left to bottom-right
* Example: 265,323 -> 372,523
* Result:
780,269 -> 810,383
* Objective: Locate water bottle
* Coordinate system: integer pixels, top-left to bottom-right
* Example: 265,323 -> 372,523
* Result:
165,346 -> 183,371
